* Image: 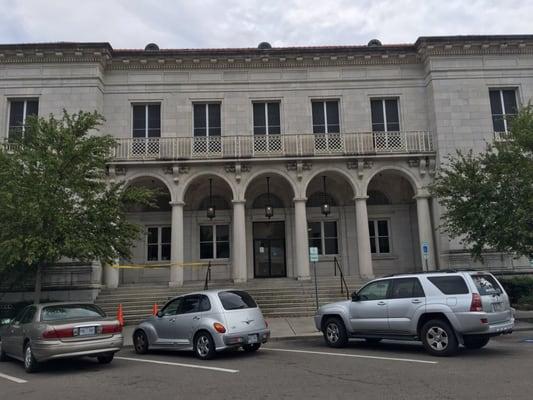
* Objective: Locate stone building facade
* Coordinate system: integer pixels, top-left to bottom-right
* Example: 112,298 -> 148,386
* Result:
1,35 -> 531,298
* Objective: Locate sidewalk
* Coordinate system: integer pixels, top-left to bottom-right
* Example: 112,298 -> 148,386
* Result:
121,315 -> 533,346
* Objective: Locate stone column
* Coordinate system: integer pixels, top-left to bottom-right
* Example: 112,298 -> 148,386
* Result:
354,196 -> 374,280
104,258 -> 119,289
294,198 -> 311,280
415,192 -> 436,271
169,200 -> 185,287
232,200 -> 247,283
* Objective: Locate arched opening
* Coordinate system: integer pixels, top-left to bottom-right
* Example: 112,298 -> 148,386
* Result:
183,174 -> 234,282
122,176 -> 173,284
244,173 -> 296,279
305,171 -> 356,276
366,169 -> 420,275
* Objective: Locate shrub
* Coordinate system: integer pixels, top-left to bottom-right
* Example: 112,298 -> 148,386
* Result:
498,276 -> 533,306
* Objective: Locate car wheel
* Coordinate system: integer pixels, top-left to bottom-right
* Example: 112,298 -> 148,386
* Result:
194,332 -> 216,360
365,338 -> 382,344
463,335 -> 490,350
421,319 -> 458,357
0,342 -> 8,362
243,343 -> 261,352
24,343 -> 39,373
97,353 -> 114,364
323,317 -> 348,348
133,330 -> 149,354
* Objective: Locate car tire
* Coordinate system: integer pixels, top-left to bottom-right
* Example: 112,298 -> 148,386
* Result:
0,343 -> 8,362
243,343 -> 261,352
97,353 -> 114,364
323,317 -> 348,348
133,330 -> 149,355
463,335 -> 490,350
421,319 -> 458,357
365,338 -> 382,345
194,331 -> 216,360
24,343 -> 39,373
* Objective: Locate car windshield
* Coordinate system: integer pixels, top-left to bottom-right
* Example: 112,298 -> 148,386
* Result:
471,274 -> 503,295
41,304 -> 106,322
218,291 -> 257,310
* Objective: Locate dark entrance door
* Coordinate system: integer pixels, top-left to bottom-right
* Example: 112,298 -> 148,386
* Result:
253,221 -> 286,278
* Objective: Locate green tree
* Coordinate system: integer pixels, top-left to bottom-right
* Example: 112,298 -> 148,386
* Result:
0,111 -> 154,303
430,106 -> 533,260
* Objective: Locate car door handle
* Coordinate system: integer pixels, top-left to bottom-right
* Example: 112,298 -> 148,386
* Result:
377,301 -> 387,306
193,316 -> 200,321
411,299 -> 422,304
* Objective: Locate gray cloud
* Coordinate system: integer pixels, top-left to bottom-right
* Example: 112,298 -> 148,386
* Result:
0,0 -> 531,48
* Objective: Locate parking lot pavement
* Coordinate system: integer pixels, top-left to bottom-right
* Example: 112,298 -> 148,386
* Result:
1,331 -> 533,400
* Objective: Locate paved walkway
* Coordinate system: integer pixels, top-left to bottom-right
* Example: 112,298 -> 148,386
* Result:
121,315 -> 533,346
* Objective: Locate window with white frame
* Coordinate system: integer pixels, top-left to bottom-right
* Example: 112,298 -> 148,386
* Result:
311,100 -> 340,133
368,219 -> 390,254
370,99 -> 400,132
147,226 -> 171,261
132,104 -> 161,138
200,225 -> 229,259
308,221 -> 338,255
193,103 -> 221,137
8,99 -> 39,140
253,102 -> 281,135
489,89 -> 518,134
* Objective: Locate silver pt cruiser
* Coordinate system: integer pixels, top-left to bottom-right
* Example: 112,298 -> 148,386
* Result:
133,289 -> 270,359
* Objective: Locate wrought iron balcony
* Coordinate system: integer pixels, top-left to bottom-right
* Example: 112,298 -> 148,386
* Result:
110,131 -> 434,161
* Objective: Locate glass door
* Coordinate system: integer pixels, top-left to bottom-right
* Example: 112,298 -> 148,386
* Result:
253,222 -> 286,278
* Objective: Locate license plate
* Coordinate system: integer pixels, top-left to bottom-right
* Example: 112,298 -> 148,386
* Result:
492,303 -> 504,312
78,326 -> 96,336
248,334 -> 258,344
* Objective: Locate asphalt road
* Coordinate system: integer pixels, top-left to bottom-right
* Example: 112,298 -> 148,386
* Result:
1,332 -> 532,400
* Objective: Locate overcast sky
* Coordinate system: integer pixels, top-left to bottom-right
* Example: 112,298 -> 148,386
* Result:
0,0 -> 531,49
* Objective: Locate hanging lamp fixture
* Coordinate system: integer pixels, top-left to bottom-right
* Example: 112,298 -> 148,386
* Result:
264,176 -> 274,219
206,178 -> 216,219
321,175 -> 331,216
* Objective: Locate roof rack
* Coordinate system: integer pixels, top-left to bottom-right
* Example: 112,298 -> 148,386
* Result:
384,268 -> 478,278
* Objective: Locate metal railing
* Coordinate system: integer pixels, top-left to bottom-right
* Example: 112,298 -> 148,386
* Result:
333,257 -> 350,300
110,131 -> 434,161
203,261 -> 212,290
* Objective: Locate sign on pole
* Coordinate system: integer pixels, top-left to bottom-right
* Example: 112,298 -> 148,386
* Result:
309,247 -> 319,262
421,241 -> 429,259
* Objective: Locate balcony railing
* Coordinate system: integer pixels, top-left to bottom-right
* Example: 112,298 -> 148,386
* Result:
110,131 -> 434,161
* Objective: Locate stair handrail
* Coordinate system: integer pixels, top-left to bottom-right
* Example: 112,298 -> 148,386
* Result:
333,257 -> 350,299
203,261 -> 212,290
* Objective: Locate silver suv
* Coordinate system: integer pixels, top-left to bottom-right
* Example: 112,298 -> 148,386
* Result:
314,270 -> 514,356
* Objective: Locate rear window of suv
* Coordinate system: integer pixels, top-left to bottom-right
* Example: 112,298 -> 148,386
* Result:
470,274 -> 502,295
428,276 -> 469,295
218,291 -> 257,310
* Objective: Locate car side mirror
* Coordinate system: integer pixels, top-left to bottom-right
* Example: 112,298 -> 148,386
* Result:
156,311 -> 163,318
351,292 -> 359,302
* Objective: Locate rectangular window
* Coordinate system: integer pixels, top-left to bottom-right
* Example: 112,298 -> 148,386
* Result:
200,224 -> 230,259
193,103 -> 221,137
146,226 -> 171,262
312,100 -> 339,134
8,99 -> 39,140
428,276 -> 469,295
308,221 -> 338,255
132,104 -> 161,138
489,89 -> 518,134
253,102 -> 281,135
369,219 -> 390,254
370,99 -> 400,132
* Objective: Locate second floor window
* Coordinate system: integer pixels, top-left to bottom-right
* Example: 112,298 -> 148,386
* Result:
371,99 -> 400,132
312,100 -> 340,134
194,103 -> 221,137
200,224 -> 230,259
253,102 -> 281,135
308,221 -> 338,255
147,226 -> 171,262
369,219 -> 390,254
132,104 -> 161,138
8,99 -> 39,140
489,89 -> 518,133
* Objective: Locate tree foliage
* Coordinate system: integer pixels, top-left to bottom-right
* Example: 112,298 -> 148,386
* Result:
430,106 -> 533,260
0,111 -> 154,299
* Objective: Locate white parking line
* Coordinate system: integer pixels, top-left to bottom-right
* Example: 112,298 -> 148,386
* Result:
263,348 -> 438,364
0,372 -> 28,384
115,356 -> 239,373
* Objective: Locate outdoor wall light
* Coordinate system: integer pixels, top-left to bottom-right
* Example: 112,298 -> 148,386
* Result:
321,175 -> 331,216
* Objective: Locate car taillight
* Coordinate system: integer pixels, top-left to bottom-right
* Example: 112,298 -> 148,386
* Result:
213,322 -> 226,333
42,327 -> 74,339
470,293 -> 483,312
101,324 -> 122,334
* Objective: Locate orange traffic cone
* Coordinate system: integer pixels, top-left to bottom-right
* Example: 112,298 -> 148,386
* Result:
152,303 -> 159,316
117,304 -> 125,327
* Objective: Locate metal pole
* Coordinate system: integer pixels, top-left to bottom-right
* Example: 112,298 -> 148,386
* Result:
314,261 -> 319,310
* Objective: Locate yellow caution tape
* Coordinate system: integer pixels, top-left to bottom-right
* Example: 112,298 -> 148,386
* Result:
111,261 -> 225,269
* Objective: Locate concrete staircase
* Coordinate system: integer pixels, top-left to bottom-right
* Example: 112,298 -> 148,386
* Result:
95,277 -> 364,325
